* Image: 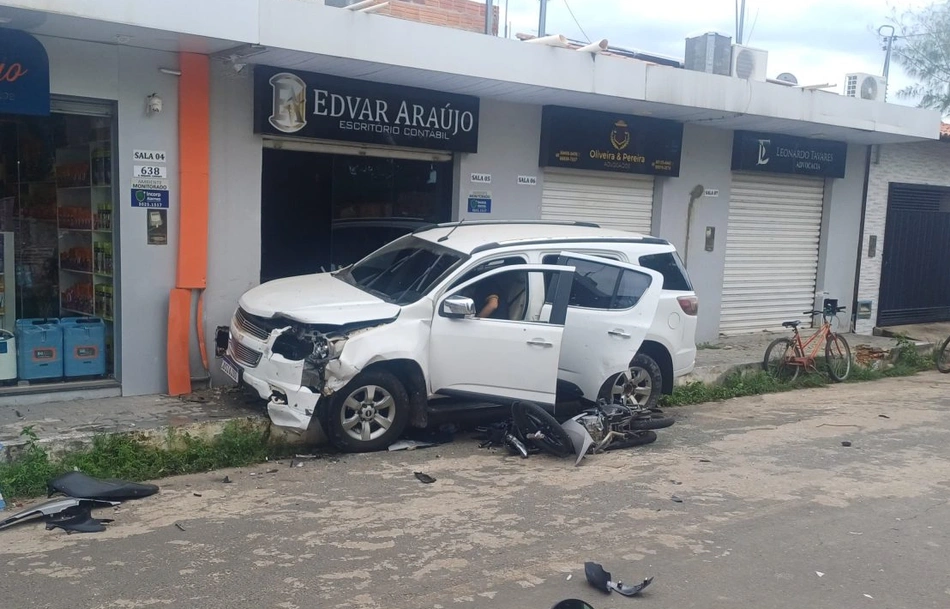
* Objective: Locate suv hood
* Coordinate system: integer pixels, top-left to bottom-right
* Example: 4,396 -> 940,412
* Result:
239,273 -> 401,325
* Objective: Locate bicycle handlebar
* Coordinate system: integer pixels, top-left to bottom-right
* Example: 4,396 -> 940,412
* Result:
802,306 -> 847,316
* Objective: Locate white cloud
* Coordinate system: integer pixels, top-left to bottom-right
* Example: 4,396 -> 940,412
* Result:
495,0 -> 933,105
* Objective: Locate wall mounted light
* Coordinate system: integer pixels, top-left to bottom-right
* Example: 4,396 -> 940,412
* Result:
159,68 -> 182,76
146,93 -> 163,115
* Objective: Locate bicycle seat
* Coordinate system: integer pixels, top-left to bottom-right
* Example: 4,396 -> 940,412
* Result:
782,320 -> 802,328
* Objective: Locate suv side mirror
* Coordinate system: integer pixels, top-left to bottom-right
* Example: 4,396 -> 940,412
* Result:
441,295 -> 476,318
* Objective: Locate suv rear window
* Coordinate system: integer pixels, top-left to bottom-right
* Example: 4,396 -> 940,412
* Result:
637,252 -> 693,291
542,254 -> 653,310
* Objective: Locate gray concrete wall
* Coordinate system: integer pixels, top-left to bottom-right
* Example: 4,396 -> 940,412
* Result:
455,99 -> 543,220
655,124 -> 734,344
204,65 -> 263,386
39,36 -> 181,396
815,143 -> 869,331
855,140 -> 950,334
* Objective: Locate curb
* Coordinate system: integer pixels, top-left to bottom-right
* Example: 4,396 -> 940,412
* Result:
0,415 -> 312,464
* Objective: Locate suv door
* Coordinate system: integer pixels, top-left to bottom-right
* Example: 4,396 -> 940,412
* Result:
544,251 -> 664,401
429,264 -> 575,406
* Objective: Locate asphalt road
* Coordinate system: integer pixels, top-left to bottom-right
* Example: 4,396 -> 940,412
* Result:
3,373 -> 950,609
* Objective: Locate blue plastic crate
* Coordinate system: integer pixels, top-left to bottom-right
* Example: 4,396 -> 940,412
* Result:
15,318 -> 64,380
62,317 -> 106,378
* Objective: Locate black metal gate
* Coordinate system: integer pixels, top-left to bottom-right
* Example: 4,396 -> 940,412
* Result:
878,182 -> 950,326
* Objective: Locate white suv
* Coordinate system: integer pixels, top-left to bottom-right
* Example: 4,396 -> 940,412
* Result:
223,221 -> 698,452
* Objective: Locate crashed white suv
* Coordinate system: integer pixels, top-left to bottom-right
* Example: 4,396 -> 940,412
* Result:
223,221 -> 698,452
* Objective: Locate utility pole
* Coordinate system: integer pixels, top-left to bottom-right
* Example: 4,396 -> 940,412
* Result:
736,0 -> 747,45
878,25 -> 897,101
538,0 -> 548,37
485,0 -> 493,35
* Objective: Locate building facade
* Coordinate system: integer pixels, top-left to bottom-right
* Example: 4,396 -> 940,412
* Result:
0,0 -> 941,402
854,133 -> 950,335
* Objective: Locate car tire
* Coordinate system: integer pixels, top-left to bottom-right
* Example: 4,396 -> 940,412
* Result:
326,369 -> 410,453
608,354 -> 663,410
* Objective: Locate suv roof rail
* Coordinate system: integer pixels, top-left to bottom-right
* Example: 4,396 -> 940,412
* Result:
411,220 -> 601,234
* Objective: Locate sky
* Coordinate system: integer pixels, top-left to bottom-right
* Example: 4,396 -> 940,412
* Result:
496,0 -> 932,106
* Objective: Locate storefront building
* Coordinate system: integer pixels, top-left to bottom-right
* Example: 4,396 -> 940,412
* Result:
0,20 -> 186,401
0,0 -> 941,400
854,133 -> 950,335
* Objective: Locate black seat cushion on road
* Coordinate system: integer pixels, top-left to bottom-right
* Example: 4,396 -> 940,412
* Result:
782,320 -> 802,328
47,471 -> 160,501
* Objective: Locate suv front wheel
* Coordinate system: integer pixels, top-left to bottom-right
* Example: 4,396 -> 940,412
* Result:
608,354 -> 663,410
326,369 -> 410,452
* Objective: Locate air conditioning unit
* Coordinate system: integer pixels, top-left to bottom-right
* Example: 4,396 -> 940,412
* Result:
685,32 -> 732,76
845,73 -> 886,102
731,45 -> 767,81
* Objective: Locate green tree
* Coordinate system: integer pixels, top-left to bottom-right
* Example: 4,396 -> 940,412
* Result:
892,1 -> 950,113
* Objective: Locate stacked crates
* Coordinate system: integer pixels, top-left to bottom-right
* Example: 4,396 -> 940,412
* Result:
15,319 -> 64,381
62,317 -> 106,377
14,317 -> 106,381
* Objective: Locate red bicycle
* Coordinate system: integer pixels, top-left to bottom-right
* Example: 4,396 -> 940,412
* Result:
764,305 -> 852,382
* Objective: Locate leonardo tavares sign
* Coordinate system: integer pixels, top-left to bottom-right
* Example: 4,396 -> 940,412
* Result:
253,65 -> 480,153
538,106 -> 684,177
732,130 -> 848,178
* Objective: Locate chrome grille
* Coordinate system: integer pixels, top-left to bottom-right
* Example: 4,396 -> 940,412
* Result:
229,337 -> 262,368
235,307 -> 272,341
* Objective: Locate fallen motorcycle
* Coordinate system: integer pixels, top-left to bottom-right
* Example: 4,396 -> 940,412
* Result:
562,397 -> 674,466
478,401 -> 575,459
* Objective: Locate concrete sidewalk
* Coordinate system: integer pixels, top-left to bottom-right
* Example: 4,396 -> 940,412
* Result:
680,330 -> 929,385
0,330 -> 930,462
0,387 -> 266,462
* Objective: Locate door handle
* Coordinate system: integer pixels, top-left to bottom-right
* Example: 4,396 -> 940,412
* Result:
608,329 -> 631,338
527,339 -> 554,348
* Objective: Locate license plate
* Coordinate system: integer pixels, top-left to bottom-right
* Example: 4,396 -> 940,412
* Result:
221,355 -> 242,384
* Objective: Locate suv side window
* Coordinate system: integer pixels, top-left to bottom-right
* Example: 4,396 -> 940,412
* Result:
542,254 -> 653,310
449,256 -> 527,290
637,252 -> 693,291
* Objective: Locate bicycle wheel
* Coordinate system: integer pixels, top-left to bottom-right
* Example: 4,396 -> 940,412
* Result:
764,338 -> 800,382
825,333 -> 852,382
937,335 -> 950,373
510,401 -> 574,458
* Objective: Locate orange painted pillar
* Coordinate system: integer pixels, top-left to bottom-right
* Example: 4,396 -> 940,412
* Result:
167,53 -> 211,396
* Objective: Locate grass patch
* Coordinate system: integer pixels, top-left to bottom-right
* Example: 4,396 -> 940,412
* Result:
0,420 -> 285,501
662,335 -> 934,408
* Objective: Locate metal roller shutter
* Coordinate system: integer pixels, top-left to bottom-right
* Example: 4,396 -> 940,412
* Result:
720,172 -> 825,334
541,170 -> 654,234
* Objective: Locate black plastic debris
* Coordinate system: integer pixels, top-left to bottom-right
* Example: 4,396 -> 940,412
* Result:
414,472 -> 437,484
46,504 -> 114,534
879,414 -> 890,419
175,523 -> 186,532
48,472 -> 159,501
223,476 -> 233,484
0,498 -> 118,531
671,495 -> 684,503
584,561 -> 653,596
841,441 -> 853,447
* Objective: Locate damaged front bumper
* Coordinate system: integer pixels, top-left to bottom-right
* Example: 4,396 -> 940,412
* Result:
223,310 -> 352,434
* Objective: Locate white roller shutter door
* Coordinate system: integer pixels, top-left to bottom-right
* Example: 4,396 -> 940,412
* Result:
720,172 -> 825,334
541,170 -> 654,234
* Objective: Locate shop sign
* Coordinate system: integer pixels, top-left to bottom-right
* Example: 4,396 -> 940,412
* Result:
470,173 -> 491,184
467,191 -> 492,213
517,175 -> 538,186
539,106 -> 683,177
0,29 -> 51,116
732,130 -> 848,178
131,178 -> 169,209
253,65 -> 480,153
134,150 -> 167,162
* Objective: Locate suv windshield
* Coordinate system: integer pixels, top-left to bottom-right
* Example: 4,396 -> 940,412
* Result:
336,236 -> 466,305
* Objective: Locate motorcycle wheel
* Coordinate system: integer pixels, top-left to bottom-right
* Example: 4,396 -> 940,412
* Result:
511,401 -> 574,458
627,414 -> 675,430
604,430 -> 658,451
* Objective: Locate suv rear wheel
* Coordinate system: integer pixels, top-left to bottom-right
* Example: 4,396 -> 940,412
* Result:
608,354 -> 663,410
326,369 -> 410,453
